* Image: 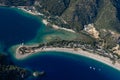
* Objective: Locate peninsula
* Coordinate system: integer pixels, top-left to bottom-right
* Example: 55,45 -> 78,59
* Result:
2,0 -> 120,72
1,0 -> 120,79
15,40 -> 120,71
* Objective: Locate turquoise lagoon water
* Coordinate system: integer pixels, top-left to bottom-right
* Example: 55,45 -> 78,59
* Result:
0,7 -> 120,80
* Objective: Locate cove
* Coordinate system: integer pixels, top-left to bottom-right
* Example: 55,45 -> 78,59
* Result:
1,7 -> 120,80
0,7 -> 41,50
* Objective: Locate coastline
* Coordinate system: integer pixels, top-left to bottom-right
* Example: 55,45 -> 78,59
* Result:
15,47 -> 120,71
17,6 -> 43,16
42,19 -> 75,33
17,6 -> 75,33
9,6 -> 120,71
14,6 -> 76,33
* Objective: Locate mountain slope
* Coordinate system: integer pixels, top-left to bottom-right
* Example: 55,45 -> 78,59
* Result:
61,0 -> 102,30
0,0 -> 120,33
0,0 -> 120,49
33,0 -> 120,33
95,0 -> 120,31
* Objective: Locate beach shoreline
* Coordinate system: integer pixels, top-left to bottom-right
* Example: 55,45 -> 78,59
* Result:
15,46 -> 120,71
17,6 -> 43,16
12,6 -> 120,71
17,6 -> 75,33
42,19 -> 75,33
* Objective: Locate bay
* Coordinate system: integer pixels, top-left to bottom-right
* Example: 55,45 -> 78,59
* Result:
0,7 -> 41,50
0,7 -> 120,80
12,51 -> 120,80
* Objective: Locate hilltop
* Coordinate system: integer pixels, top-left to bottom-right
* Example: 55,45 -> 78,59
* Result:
0,0 -> 120,54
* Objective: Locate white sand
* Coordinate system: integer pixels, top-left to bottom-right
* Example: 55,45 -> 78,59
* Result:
42,19 -> 75,33
41,48 -> 120,71
18,7 -> 75,33
60,27 -> 75,33
15,47 -> 120,71
15,7 -> 120,71
52,25 -> 75,33
42,19 -> 49,25
18,7 -> 43,16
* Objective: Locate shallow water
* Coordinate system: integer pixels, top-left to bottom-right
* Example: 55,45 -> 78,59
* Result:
0,7 -> 41,50
0,7 -> 120,80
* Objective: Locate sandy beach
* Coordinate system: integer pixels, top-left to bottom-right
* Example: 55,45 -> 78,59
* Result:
42,19 -> 75,33
42,19 -> 49,25
17,7 -> 75,33
14,6 -> 120,71
15,47 -> 120,71
17,7 -> 43,16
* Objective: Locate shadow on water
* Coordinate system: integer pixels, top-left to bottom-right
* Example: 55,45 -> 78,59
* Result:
0,7 -> 41,50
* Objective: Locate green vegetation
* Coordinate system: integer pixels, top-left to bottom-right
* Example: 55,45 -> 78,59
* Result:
19,39 -> 120,64
61,0 -> 101,31
95,0 -> 120,31
0,65 -> 30,80
0,0 -> 120,66
36,0 -> 70,16
34,0 -> 120,50
0,0 -> 34,6
0,0 -> 120,32
1,0 -> 120,33
34,0 -> 120,33
0,54 -> 31,80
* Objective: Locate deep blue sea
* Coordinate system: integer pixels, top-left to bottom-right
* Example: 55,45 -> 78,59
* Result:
11,51 -> 120,80
0,7 -> 41,50
0,7 -> 120,80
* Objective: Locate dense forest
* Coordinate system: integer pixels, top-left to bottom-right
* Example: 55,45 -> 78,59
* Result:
0,53 -> 30,80
0,0 -> 120,32
0,0 -> 120,79
0,0 -> 35,6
